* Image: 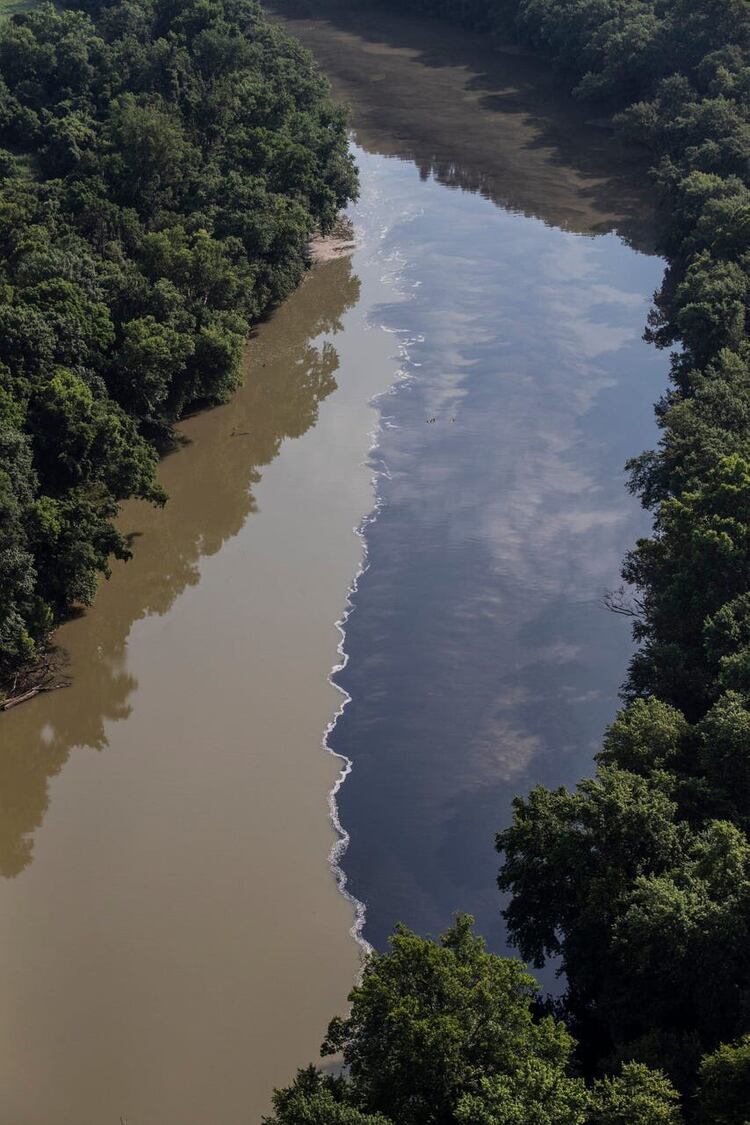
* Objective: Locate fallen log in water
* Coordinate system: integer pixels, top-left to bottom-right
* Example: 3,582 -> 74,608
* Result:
1,687 -> 42,710
0,682 -> 69,712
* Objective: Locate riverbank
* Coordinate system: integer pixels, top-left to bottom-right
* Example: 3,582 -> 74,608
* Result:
0,216 -> 358,714
266,0 -> 656,250
0,0 -> 357,690
309,218 -> 358,263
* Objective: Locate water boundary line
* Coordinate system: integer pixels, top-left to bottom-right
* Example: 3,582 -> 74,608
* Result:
322,337 -> 419,963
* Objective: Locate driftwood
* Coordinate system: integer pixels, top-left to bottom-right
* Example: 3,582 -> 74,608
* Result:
0,682 -> 68,712
1,650 -> 71,713
1,687 -> 42,710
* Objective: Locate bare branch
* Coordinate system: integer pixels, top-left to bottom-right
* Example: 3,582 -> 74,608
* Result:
603,586 -> 645,619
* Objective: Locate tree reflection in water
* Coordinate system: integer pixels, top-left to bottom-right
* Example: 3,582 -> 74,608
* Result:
0,254 -> 361,878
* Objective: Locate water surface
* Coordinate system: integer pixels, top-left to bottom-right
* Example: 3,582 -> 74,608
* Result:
334,152 -> 662,953
0,250 -> 398,1124
270,0 -> 666,954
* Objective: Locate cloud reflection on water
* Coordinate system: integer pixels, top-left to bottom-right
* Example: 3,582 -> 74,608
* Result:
332,154 -> 665,960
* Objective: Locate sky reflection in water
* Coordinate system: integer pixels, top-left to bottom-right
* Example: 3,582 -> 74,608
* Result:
332,150 -> 666,959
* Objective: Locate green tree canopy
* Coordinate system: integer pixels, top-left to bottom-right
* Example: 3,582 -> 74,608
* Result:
696,1036 -> 750,1124
268,920 -> 684,1125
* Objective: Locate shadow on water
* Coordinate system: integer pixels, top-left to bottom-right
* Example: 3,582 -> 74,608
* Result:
268,0 -> 657,250
0,255 -> 360,880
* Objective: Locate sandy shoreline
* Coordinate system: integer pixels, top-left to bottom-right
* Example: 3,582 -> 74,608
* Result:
309,217 -> 357,263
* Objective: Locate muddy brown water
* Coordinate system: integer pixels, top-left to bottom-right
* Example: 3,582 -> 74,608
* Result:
0,253 -> 397,1124
1,4 -> 665,1121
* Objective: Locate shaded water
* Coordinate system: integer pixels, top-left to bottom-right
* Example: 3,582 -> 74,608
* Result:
0,3 -> 667,1120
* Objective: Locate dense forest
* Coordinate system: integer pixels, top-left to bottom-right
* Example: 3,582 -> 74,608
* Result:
0,0 -> 356,691
269,0 -> 750,1121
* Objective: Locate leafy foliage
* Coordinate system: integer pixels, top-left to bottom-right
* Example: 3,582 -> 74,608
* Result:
266,918 -> 684,1125
586,1064 -> 683,1125
266,1067 -> 391,1125
696,1036 -> 750,1125
321,915 -> 581,1125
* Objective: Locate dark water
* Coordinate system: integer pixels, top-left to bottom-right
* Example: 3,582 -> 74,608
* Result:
270,2 -> 667,957
338,153 -> 663,954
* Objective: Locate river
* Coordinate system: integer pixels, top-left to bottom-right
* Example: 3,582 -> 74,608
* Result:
0,3 -> 665,1121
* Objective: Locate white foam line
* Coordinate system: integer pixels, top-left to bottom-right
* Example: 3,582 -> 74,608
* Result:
322,494 -> 382,961
322,218 -> 417,964
324,371 -> 411,962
